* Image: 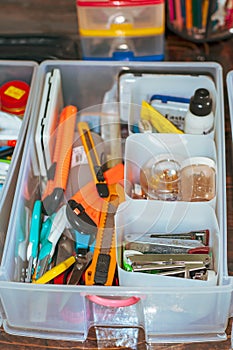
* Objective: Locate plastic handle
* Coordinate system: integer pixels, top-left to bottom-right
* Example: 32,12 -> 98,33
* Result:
86,295 -> 140,308
53,105 -> 77,189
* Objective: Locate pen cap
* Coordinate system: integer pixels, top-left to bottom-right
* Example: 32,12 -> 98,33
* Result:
189,89 -> 212,117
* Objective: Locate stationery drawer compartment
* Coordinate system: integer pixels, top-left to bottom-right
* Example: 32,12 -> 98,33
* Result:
124,133 -> 217,206
79,34 -> 165,61
0,61 -> 230,344
0,61 -> 37,278
76,0 -> 165,60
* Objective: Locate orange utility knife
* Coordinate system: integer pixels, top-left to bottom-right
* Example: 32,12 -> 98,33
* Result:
42,105 -> 77,215
85,183 -> 125,286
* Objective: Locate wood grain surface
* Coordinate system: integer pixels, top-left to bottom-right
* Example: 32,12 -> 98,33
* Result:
0,1 -> 233,349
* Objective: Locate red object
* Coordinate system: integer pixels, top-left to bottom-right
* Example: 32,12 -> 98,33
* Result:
77,0 -> 163,7
188,247 -> 210,254
7,140 -> 17,147
0,80 -> 30,116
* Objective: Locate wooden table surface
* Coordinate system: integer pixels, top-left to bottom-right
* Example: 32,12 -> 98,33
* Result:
0,1 -> 233,349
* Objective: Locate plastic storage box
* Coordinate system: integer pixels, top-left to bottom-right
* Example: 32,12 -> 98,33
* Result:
0,60 -> 231,345
0,60 -> 37,263
76,0 -> 165,60
227,70 -> 233,141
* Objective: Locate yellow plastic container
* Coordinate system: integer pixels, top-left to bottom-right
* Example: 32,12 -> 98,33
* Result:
76,0 -> 165,60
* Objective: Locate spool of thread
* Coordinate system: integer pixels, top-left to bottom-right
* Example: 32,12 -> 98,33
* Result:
0,80 -> 30,117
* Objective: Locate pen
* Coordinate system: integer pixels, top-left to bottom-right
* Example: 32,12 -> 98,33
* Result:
0,146 -> 14,158
0,140 -> 16,147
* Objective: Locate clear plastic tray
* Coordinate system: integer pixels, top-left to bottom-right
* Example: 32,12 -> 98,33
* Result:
0,61 -> 230,344
0,60 -> 38,268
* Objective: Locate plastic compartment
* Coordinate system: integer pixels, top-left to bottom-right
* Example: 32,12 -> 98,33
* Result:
226,70 -> 233,340
0,61 -> 230,344
79,34 -> 165,61
227,70 -> 233,141
77,0 -> 164,32
76,0 -> 165,60
115,200 -> 220,287
0,61 -> 38,262
124,133 -> 217,207
118,72 -> 217,135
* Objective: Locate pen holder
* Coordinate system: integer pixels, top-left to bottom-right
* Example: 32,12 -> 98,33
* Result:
166,0 -> 233,43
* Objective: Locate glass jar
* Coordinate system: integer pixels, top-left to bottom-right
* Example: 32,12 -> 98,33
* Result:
180,157 -> 216,202
140,155 -> 181,200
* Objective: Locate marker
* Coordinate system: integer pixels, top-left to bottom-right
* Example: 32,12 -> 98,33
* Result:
0,147 -> 14,158
0,140 -> 17,147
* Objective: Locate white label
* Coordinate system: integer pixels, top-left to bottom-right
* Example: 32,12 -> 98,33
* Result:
71,146 -> 88,167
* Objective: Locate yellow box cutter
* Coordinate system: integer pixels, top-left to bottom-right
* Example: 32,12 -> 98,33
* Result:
77,121 -> 125,285
77,121 -> 109,198
85,183 -> 125,286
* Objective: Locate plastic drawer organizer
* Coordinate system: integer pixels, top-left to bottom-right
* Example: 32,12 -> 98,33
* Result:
0,60 -> 231,345
227,70 -> 233,141
0,60 -> 37,264
76,0 -> 165,61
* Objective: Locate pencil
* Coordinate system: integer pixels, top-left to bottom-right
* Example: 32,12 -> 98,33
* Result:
196,0 -> 203,30
169,0 -> 175,21
205,0 -> 218,38
192,0 -> 202,31
202,0 -> 209,30
185,0 -> 192,33
174,0 -> 183,30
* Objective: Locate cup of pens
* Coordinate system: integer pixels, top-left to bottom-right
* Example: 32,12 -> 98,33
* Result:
166,0 -> 233,42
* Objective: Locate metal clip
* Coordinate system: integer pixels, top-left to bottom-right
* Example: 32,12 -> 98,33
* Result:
125,253 -> 212,279
125,230 -> 209,248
